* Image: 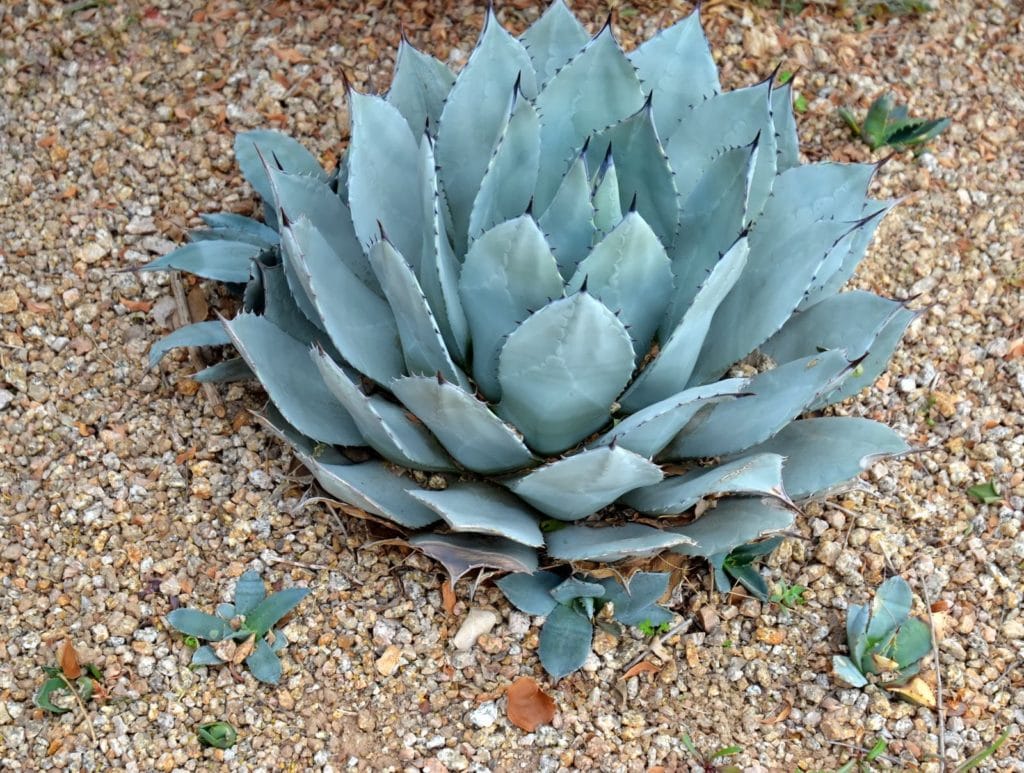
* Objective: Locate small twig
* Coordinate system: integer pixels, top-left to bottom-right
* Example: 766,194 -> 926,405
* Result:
827,740 -> 900,766
623,616 -> 693,671
919,579 -> 947,771
169,272 -> 224,417
261,551 -> 328,571
56,673 -> 98,746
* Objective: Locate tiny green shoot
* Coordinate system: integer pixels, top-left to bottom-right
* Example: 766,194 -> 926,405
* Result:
197,721 -> 238,749
770,582 -> 807,609
967,480 -> 1002,505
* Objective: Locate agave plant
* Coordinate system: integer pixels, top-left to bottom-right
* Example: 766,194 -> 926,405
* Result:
144,4 -> 913,602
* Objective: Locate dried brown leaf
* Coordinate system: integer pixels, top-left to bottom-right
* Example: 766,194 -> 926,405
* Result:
232,634 -> 256,664
887,676 -> 937,708
506,676 -> 556,732
620,660 -> 660,680
59,639 -> 82,679
441,581 -> 457,616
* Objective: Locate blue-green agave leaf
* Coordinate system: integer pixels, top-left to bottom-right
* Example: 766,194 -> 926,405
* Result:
234,129 -> 326,229
666,351 -> 850,459
387,38 -> 455,138
188,226 -> 276,249
539,603 -> 593,679
496,570 -> 562,616
245,638 -> 282,684
624,453 -> 786,515
534,24 -> 645,211
519,0 -> 589,85
832,655 -> 869,688
847,602 -> 870,663
390,376 -> 534,474
225,314 -> 362,446
149,320 -> 228,368
251,260 -> 333,349
889,617 -> 931,670
190,645 -> 224,666
546,524 -> 695,562
244,587 -> 310,636
436,9 -> 537,255
268,628 -> 288,653
166,609 -> 232,641
866,576 -> 913,644
192,358 -> 253,383
771,80 -> 800,173
598,572 -> 671,626
409,533 -> 538,583
628,9 -> 720,140
286,217 -> 403,385
566,211 -> 674,359
216,603 -> 236,620
671,497 -> 794,558
550,577 -> 606,605
409,482 -> 544,547
591,148 -> 622,237
141,240 -> 259,284
201,212 -> 280,244
497,292 -> 635,455
507,446 -> 663,521
459,215 -> 564,399
233,571 -> 266,616
537,149 -> 596,277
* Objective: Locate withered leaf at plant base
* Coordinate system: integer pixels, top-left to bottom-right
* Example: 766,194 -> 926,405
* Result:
59,639 -> 82,679
213,639 -> 238,663
620,660 -> 660,680
887,676 -> 937,708
441,581 -> 457,616
506,676 -> 556,732
232,634 -> 257,665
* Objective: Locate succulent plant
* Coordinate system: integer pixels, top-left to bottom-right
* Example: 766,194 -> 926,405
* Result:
166,570 -> 309,684
144,4 -> 913,603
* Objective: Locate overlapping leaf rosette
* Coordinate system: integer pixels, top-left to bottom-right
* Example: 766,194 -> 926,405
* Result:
146,4 -> 913,603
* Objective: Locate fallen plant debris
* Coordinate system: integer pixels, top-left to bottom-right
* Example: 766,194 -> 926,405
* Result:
505,676 -> 556,732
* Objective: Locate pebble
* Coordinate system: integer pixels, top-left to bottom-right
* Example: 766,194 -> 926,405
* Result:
452,609 -> 497,651
468,702 -> 498,729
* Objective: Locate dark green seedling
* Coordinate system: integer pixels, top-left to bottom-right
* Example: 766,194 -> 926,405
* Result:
839,93 -> 949,151
710,536 -> 783,601
497,570 -> 672,678
682,733 -> 743,773
166,570 -> 310,684
197,721 -> 238,749
770,581 -> 808,609
833,576 -> 932,688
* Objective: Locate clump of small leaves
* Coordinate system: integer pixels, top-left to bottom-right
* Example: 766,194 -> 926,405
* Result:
637,618 -> 673,637
833,576 -> 932,688
35,640 -> 104,715
197,721 -> 238,750
711,536 -> 783,601
166,570 -> 310,684
682,733 -> 742,773
839,93 -> 950,152
497,570 -> 672,678
967,479 -> 1002,505
770,581 -> 807,609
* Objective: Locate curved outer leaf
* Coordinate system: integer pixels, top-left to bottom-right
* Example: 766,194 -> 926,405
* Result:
349,91 -> 424,270
519,0 -> 589,85
507,446 -> 664,521
390,376 -> 534,474
166,609 -> 232,641
436,9 -> 537,255
622,236 -> 750,413
192,358 -> 253,383
409,533 -> 538,583
245,588 -> 310,636
534,25 -> 645,211
201,213 -> 280,245
670,497 -> 795,558
537,149 -> 596,277
418,136 -> 470,364
591,149 -> 622,236
771,80 -> 800,173
189,226 -> 276,248
623,453 -> 786,515
497,292 -> 635,455
866,576 -> 912,645
468,86 -> 541,243
141,240 -> 259,284
566,211 -> 674,359
253,261 -> 334,352
597,572 -> 671,626
597,380 -> 748,457
409,482 -> 544,547
890,617 -> 931,669
459,216 -> 564,399
664,141 -> 757,332
190,646 -> 225,667
286,218 -> 403,385
149,320 -> 228,368
665,350 -> 850,459
628,9 -> 720,140
313,347 -> 455,472
496,570 -> 562,616
550,577 -> 606,605
234,130 -> 326,229
387,38 -> 455,138
833,655 -> 869,688
225,314 -> 362,446
233,571 -> 266,616
368,239 -> 465,387
539,604 -> 593,679
546,523 -> 695,562
245,638 -> 282,684
585,103 -> 681,249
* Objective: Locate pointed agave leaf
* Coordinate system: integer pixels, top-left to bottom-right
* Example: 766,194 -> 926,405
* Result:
598,573 -> 671,626
591,149 -> 622,236
459,216 -> 565,399
149,320 -> 228,368
847,602 -> 870,658
671,497 -> 795,558
867,577 -> 913,643
166,609 -> 232,641
890,618 -> 931,670
233,571 -> 266,616
833,655 -> 869,688
537,150 -> 596,277
313,348 -> 455,472
225,314 -> 362,446
390,376 -> 534,474
628,9 -> 720,140
497,571 -> 563,616
539,604 -> 593,679
550,577 -> 606,605
519,0 -> 589,85
192,358 -> 253,383
408,482 -> 544,547
771,80 -> 801,172
140,240 -> 260,284
349,91 -> 424,270
665,351 -> 850,459
534,25 -> 645,211
409,533 -> 538,584
234,130 -> 326,229
369,238 -> 465,386
245,638 -> 282,684
622,237 -> 749,412
566,212 -> 674,359
253,260 -> 333,350
436,9 -> 537,254
625,453 -> 785,515
468,86 -> 540,243
546,524 -> 695,562
201,213 -> 280,245
286,217 -> 404,385
191,646 -> 225,667
244,587 -> 310,636
387,38 -> 456,138
188,226 -> 276,249
507,446 -> 663,521
497,292 -> 635,455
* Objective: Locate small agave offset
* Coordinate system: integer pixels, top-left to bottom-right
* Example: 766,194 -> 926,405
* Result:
145,2 -> 914,672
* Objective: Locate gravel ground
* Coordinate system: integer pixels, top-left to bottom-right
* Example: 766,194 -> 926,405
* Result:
1,0 -> 1023,770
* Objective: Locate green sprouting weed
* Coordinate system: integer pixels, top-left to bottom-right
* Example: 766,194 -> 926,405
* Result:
839,93 -> 949,152
966,480 -> 1001,505
637,619 -> 672,637
956,728 -> 1011,772
770,582 -> 807,609
197,721 -> 238,749
681,733 -> 743,772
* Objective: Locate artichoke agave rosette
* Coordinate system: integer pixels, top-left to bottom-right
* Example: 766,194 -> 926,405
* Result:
145,2 -> 913,584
